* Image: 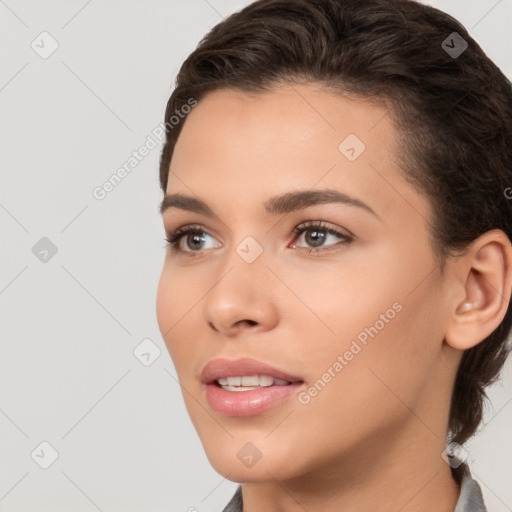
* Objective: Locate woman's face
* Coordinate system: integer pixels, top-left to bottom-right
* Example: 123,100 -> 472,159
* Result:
156,84 -> 457,482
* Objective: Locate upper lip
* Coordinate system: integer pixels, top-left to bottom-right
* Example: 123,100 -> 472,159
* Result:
200,357 -> 304,384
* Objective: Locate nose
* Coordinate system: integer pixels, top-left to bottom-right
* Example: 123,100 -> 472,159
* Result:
202,248 -> 279,337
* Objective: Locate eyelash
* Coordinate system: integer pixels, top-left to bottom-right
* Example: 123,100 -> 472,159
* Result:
164,221 -> 353,257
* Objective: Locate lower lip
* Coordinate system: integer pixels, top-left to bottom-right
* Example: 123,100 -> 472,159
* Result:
205,382 -> 304,416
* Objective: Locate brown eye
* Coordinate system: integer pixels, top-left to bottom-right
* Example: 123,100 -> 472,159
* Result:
291,221 -> 353,252
182,232 -> 207,251
303,228 -> 327,247
165,224 -> 221,254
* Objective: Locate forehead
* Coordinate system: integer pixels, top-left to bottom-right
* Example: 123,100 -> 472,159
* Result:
173,85 -> 393,161
166,84 -> 430,226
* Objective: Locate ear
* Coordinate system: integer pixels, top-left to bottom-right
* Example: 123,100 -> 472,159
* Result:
445,229 -> 512,350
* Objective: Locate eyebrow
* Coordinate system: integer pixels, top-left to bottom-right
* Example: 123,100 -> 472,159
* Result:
159,189 -> 379,219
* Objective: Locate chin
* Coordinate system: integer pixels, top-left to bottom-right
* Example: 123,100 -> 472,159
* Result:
207,453 -> 296,483
199,435 -> 299,482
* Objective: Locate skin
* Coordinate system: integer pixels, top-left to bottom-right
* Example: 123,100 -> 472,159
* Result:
156,83 -> 512,512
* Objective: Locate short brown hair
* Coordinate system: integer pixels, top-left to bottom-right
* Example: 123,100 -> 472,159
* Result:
159,0 -> 512,462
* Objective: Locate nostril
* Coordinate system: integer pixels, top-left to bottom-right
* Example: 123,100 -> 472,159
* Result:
236,319 -> 257,327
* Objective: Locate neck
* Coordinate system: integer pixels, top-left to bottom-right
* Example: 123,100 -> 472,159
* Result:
240,421 -> 460,512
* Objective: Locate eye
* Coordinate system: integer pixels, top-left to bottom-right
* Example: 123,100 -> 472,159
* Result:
164,221 -> 353,257
291,221 -> 353,253
165,224 -> 221,254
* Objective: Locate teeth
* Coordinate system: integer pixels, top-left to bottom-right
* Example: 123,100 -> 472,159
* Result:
259,375 -> 274,386
240,375 -> 259,386
216,375 -> 292,388
227,376 -> 241,386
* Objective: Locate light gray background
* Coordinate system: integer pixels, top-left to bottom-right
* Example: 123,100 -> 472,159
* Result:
1,1 -> 511,511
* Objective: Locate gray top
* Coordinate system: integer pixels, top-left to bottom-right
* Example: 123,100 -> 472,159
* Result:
221,464 -> 486,512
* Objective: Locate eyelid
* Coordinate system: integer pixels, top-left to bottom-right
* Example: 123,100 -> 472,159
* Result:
292,220 -> 354,239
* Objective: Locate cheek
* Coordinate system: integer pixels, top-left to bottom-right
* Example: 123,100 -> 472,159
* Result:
283,246 -> 441,393
156,264 -> 190,359
284,298 -> 439,464
156,261 -> 202,326
156,262 -> 214,372
155,266 -> 174,339
279,252 -> 402,349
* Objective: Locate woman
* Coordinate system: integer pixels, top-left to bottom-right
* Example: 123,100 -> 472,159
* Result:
156,0 -> 512,510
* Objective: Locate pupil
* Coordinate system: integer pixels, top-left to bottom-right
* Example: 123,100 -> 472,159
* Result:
306,229 -> 325,247
188,233 -> 204,249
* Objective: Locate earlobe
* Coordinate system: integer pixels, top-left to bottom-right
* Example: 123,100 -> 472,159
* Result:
445,230 -> 512,351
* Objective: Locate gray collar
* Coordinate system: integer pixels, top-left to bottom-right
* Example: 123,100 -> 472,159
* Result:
221,464 -> 487,512
454,464 -> 487,512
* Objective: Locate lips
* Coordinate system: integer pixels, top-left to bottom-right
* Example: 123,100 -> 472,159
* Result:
200,357 -> 304,385
200,357 -> 305,416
